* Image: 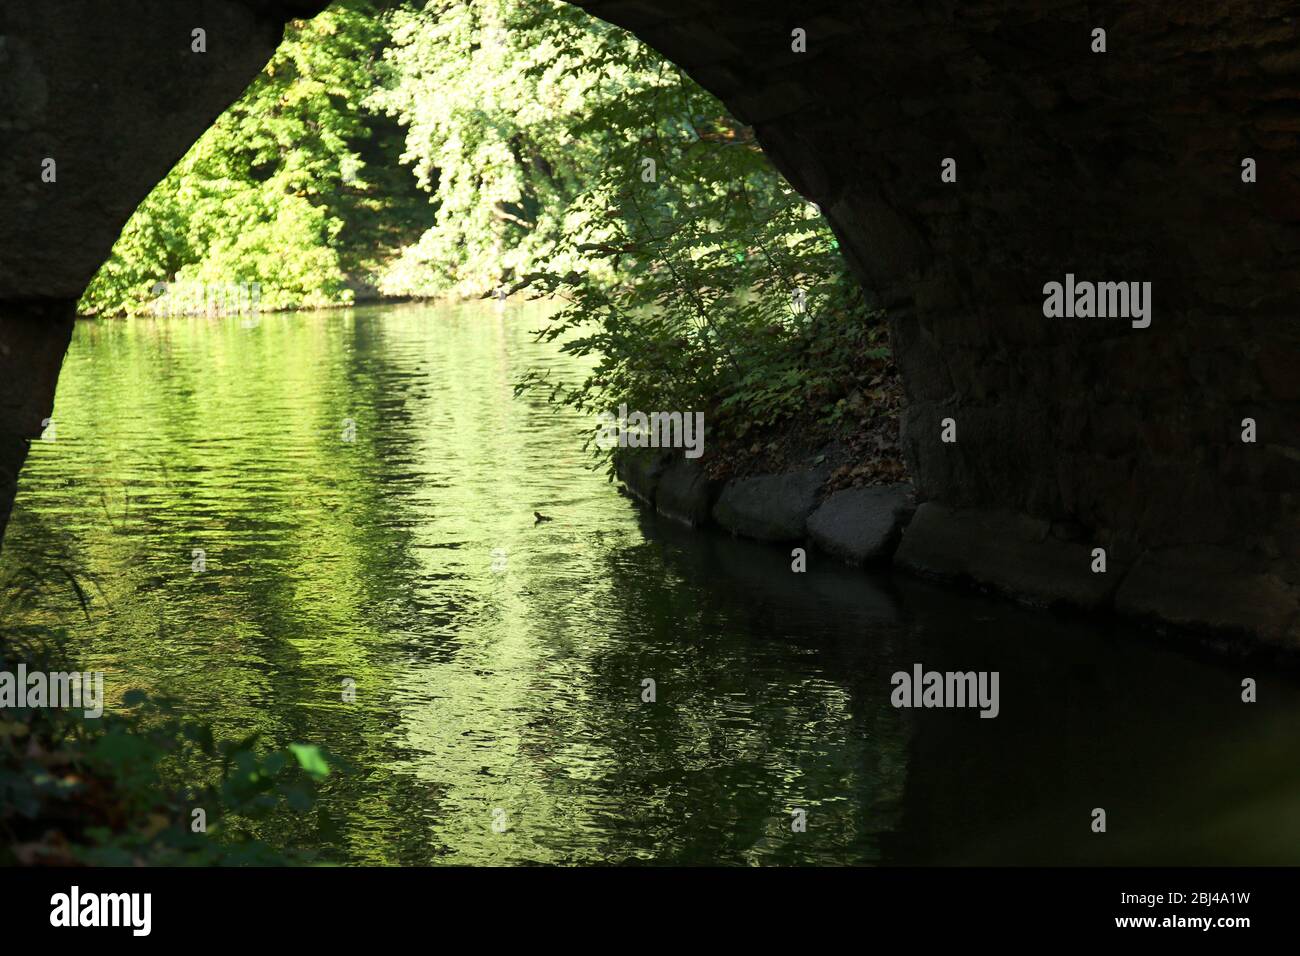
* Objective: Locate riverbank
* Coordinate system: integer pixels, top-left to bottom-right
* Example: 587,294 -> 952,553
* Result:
616,445 -> 1300,660
73,290 -> 422,321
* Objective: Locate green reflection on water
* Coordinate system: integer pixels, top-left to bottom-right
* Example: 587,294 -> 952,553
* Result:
6,300 -> 1300,866
3,302 -> 900,864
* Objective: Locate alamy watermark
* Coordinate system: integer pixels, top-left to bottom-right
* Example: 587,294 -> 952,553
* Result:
890,663 -> 999,719
1042,274 -> 1151,329
148,280 -> 261,318
0,664 -> 104,718
595,404 -> 705,458
50,886 -> 150,936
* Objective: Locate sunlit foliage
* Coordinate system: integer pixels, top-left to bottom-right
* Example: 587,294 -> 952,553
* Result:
378,0 -> 885,447
80,0 -> 887,447
80,1 -> 420,315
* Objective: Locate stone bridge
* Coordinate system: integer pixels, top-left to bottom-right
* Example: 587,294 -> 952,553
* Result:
1,1 -> 1296,642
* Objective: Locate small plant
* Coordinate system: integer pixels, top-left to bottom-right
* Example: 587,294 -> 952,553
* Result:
508,20 -> 887,461
0,567 -> 340,866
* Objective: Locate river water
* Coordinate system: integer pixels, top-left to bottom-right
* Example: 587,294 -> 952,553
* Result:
4,300 -> 1300,865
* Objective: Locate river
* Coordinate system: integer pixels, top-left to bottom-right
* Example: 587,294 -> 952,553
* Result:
4,300 -> 1300,865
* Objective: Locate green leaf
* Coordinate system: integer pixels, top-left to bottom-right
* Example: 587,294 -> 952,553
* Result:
288,744 -> 331,779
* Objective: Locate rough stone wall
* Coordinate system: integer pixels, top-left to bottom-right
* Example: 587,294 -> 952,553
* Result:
0,1 -> 325,300
0,303 -> 74,536
0,0 -> 1296,641
581,0 -> 1300,642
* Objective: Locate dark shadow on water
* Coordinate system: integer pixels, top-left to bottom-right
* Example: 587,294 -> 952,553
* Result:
632,506 -> 1300,865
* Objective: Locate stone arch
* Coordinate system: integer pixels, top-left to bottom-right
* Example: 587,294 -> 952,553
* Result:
1,1 -> 1296,641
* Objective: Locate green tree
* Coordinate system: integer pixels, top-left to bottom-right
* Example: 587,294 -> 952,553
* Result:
376,0 -> 885,451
